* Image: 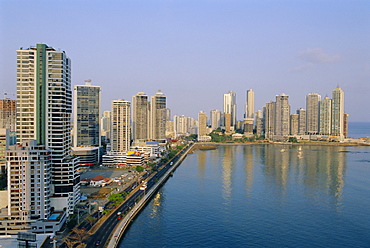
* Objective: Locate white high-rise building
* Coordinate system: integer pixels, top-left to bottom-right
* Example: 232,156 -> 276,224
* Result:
223,91 -> 237,129
210,109 -> 221,130
101,110 -> 112,142
306,93 -> 321,135
319,96 -> 332,135
275,94 -> 290,137
111,99 -> 131,154
16,44 -> 79,215
245,89 -> 255,119
297,108 -> 307,135
4,140 -> 54,234
331,87 -> 345,138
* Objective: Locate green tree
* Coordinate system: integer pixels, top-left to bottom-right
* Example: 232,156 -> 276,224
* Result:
288,137 -> 298,143
136,165 -> 144,173
102,209 -> 112,215
187,134 -> 197,140
108,194 -> 124,206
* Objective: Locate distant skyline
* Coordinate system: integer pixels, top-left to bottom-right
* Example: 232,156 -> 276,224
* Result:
1,1 -> 369,122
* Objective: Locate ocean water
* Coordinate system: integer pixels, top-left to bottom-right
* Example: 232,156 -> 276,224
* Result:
119,144 -> 370,248
348,122 -> 370,138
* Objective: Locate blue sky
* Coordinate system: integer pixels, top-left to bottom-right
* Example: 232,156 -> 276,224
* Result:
1,0 -> 369,122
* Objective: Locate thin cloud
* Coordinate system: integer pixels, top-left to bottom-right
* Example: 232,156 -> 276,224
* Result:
288,63 -> 313,72
298,48 -> 341,63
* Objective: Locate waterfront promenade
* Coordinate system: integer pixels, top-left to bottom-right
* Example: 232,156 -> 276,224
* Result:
106,143 -> 192,247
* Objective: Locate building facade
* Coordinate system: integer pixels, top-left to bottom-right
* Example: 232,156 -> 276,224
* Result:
331,87 -> 345,138
306,93 -> 321,135
132,92 -> 149,144
319,96 -> 332,135
197,111 -> 208,141
297,108 -> 307,135
73,81 -> 101,147
111,99 -> 131,153
223,91 -> 237,129
16,44 -> 79,215
274,94 -> 290,137
150,91 -> 167,141
0,99 -> 16,132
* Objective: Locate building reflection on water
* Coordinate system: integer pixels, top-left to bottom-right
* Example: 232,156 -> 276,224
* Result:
220,146 -> 236,203
196,144 -> 347,209
259,144 -> 346,207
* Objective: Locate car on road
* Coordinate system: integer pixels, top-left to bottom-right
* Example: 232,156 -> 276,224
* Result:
94,240 -> 101,246
118,215 -> 122,219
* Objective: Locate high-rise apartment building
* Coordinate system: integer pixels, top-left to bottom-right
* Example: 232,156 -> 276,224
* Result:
16,44 -> 79,214
331,87 -> 345,138
306,93 -> 321,135
4,140 -> 52,234
223,91 -> 237,129
210,109 -> 221,130
245,89 -> 255,119
343,113 -> 349,138
132,92 -> 149,144
198,111 -> 208,141
264,101 -> 275,140
0,98 -> 16,132
0,129 -> 9,173
150,91 -> 167,141
243,89 -> 255,134
290,114 -> 299,135
73,81 -> 101,147
297,108 -> 306,135
101,110 -> 112,143
275,94 -> 290,137
111,99 -> 131,153
319,96 -> 332,135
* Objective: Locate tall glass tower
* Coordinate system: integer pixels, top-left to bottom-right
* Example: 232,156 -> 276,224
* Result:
73,81 -> 101,147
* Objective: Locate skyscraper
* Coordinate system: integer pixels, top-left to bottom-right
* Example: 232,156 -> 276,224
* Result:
223,91 -> 237,129
297,108 -> 307,135
290,114 -> 299,135
150,91 -> 167,140
101,110 -> 112,143
275,94 -> 290,137
264,101 -> 275,140
73,81 -> 101,147
331,87 -> 345,138
306,93 -> 321,135
198,111 -> 208,141
210,109 -> 221,130
132,92 -> 149,144
16,44 -> 79,214
245,89 -> 255,119
5,140 -> 52,234
244,89 -> 255,134
0,98 -> 16,132
319,96 -> 332,135
111,99 -> 131,153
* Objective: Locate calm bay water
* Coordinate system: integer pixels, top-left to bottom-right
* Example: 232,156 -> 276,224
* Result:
119,144 -> 370,248
348,122 -> 370,138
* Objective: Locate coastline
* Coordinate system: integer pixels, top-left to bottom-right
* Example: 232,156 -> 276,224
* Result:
193,141 -> 370,148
